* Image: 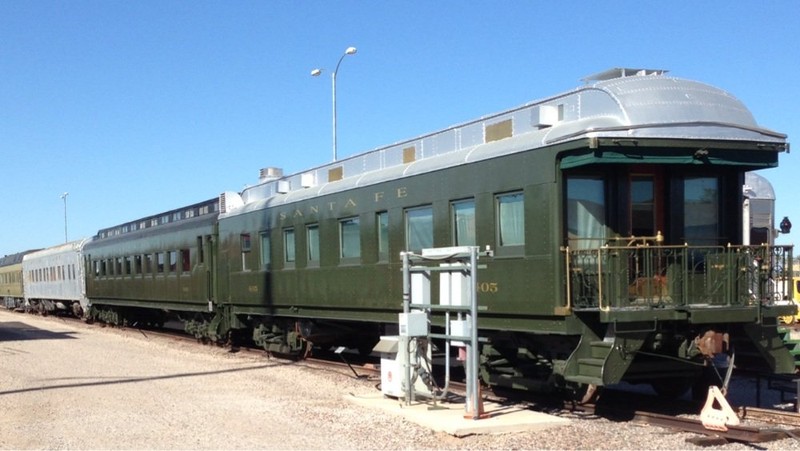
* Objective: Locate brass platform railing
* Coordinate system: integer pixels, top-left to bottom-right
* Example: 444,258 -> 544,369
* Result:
562,242 -> 793,311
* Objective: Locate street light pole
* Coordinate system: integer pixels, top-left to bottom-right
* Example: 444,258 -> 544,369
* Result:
312,46 -> 357,161
60,192 -> 69,243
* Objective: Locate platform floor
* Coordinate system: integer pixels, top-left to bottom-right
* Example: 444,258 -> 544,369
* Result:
345,393 -> 571,437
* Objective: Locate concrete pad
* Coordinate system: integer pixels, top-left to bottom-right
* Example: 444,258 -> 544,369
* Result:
345,392 -> 570,437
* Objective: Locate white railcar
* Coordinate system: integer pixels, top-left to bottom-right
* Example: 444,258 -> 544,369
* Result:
22,238 -> 91,316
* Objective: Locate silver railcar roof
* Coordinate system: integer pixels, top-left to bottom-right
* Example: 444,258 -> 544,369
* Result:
222,68 -> 786,218
22,238 -> 92,262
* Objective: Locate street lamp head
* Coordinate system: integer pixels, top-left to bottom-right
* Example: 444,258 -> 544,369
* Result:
61,192 -> 69,199
345,46 -> 357,55
310,68 -> 322,77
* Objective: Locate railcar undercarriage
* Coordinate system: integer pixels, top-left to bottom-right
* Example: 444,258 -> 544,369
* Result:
479,319 -> 790,401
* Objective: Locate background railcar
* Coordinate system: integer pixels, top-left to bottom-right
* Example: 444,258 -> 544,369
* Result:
84,198 -> 219,329
81,68 -> 795,398
1,250 -> 38,310
22,238 -> 91,317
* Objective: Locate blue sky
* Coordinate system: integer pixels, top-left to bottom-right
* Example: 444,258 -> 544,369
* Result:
2,1 -> 799,257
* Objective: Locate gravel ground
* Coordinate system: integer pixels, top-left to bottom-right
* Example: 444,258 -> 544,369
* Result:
1,309 -> 799,450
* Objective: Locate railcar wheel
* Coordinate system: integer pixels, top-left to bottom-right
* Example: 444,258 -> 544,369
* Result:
650,377 -> 694,398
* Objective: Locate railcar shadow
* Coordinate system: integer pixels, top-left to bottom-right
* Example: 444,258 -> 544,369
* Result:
0,362 -> 291,397
0,321 -> 78,342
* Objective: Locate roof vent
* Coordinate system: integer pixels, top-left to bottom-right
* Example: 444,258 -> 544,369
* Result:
301,172 -> 316,188
259,167 -> 283,183
219,191 -> 244,214
581,68 -> 668,83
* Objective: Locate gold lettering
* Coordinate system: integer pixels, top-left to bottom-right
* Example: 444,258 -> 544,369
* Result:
374,192 -> 384,202
328,202 -> 336,211
279,212 -> 287,221
397,187 -> 408,198
345,198 -> 357,208
309,206 -> 319,214
293,209 -> 303,218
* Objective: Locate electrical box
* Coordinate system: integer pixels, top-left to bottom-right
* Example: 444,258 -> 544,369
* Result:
450,319 -> 471,347
373,335 -> 432,398
411,270 -> 430,306
439,263 -> 470,307
399,311 -> 428,337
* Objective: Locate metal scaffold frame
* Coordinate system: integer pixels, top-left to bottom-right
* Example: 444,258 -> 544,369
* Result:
400,246 -> 492,420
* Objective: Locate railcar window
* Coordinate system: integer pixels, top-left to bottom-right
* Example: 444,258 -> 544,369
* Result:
750,227 -> 770,246
181,249 -> 191,272
125,256 -> 132,275
284,228 -> 296,263
406,206 -> 433,252
340,217 -> 361,259
241,234 -> 252,252
631,176 -> 656,237
157,253 -> 165,273
241,234 -> 252,271
169,251 -> 177,272
134,255 -> 143,275
566,177 -> 606,249
497,193 -> 525,246
144,254 -> 153,274
684,177 -> 719,245
307,225 -> 320,262
377,211 -> 389,261
452,200 -> 476,246
197,237 -> 204,265
260,231 -> 271,269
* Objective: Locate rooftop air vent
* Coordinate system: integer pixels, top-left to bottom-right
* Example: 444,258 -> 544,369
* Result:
219,191 -> 244,214
581,68 -> 668,83
259,167 -> 283,183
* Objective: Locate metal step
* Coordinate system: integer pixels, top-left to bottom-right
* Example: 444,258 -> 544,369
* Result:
577,357 -> 604,378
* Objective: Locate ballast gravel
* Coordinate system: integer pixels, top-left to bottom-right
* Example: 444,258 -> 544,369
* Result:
0,310 -> 798,450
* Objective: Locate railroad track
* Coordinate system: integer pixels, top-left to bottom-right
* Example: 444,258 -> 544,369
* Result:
20,311 -> 800,445
567,398 -> 800,446
738,406 -> 800,427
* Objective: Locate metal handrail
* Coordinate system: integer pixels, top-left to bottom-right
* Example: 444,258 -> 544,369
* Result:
563,243 -> 793,311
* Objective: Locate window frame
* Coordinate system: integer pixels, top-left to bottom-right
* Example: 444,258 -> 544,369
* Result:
405,205 -> 434,253
306,224 -> 320,265
339,216 -> 361,262
283,228 -> 296,266
260,230 -> 271,270
376,211 -> 389,262
451,199 -> 476,247
496,191 -> 525,250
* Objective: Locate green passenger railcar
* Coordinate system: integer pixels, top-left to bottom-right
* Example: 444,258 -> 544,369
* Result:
84,199 -> 219,331
83,68 -> 796,397
1,251 -> 37,309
